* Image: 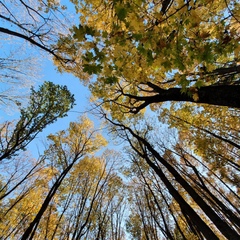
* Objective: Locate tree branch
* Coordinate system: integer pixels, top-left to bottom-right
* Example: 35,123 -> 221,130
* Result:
120,84 -> 240,113
0,27 -> 71,63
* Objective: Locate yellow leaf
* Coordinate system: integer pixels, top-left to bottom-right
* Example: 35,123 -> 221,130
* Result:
193,93 -> 199,102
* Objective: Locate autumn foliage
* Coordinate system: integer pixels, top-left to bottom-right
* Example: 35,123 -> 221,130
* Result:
0,0 -> 239,239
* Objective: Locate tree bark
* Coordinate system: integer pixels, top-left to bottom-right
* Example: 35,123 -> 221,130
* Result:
136,150 -> 219,240
125,84 -> 240,113
134,135 -> 240,239
21,162 -> 75,240
110,120 -> 240,240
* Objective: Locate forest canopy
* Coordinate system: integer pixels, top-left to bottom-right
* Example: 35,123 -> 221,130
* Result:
0,0 -> 239,239
55,0 -> 240,114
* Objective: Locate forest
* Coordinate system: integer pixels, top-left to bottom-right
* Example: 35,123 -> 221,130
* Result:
0,0 -> 239,239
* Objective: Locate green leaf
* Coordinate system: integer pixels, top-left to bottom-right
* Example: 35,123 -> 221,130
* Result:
73,25 -> 96,41
105,76 -> 118,84
73,25 -> 85,41
94,48 -> 105,62
83,64 -> 103,74
137,44 -> 146,55
115,6 -> 128,21
102,31 -> 108,38
147,50 -> 154,65
85,26 -> 96,36
132,33 -> 143,41
83,51 -> 94,62
162,60 -> 172,71
195,80 -> 204,88
179,77 -> 190,93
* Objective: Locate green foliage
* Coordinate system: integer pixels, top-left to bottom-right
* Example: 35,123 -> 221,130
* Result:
105,76 -> 118,84
73,24 -> 97,41
115,6 -> 128,21
0,81 -> 75,160
83,63 -> 103,74
1,1 -> 239,239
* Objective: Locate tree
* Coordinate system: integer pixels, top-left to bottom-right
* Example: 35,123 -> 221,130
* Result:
0,81 -> 75,161
54,0 -> 240,114
159,105 -> 240,185
0,0 -> 75,108
0,0 -> 71,61
0,158 -> 58,239
0,117 -> 129,240
0,153 -> 45,201
104,114 -> 240,239
55,153 -> 126,240
52,1 -> 240,237
0,55 -> 37,109
125,155 -> 184,240
1,1 -> 240,239
21,116 -> 107,239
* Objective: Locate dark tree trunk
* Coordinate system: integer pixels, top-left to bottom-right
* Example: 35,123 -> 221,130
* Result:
21,162 -> 75,240
121,124 -> 240,240
126,83 -> 240,113
139,152 -> 218,240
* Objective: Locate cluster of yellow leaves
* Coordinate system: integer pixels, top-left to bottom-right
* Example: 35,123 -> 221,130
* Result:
47,116 -> 107,167
0,166 -> 57,238
160,103 -> 240,185
0,115 -> 114,239
53,0 -> 239,118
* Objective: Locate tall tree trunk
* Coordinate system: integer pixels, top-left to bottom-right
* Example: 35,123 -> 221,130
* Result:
121,123 -> 240,239
21,162 -> 75,240
138,151 -> 218,239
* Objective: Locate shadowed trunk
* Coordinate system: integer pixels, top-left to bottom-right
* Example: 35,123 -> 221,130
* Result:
106,117 -> 240,239
127,84 -> 240,113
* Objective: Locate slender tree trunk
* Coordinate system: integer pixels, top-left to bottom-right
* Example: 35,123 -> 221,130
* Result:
21,162 -> 75,240
182,159 -> 240,230
141,152 -> 218,239
123,125 -> 240,239
136,163 -> 175,240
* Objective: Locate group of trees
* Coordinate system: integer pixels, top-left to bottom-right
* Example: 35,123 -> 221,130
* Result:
0,114 -> 126,239
0,0 -> 239,239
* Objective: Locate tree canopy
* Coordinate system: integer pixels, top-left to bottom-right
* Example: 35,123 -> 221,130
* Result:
0,81 -> 75,161
0,0 -> 239,239
55,0 -> 240,115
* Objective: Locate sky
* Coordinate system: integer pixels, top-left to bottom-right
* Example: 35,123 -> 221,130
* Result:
0,0 -> 165,160
0,0 -> 112,158
28,59 -> 94,157
0,50 -> 111,159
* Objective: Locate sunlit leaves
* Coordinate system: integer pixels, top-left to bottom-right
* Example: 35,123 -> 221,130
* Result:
54,0 -> 240,119
46,115 -> 107,168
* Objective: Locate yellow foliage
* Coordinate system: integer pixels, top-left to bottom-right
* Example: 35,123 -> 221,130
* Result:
47,116 -> 107,162
192,93 -> 199,102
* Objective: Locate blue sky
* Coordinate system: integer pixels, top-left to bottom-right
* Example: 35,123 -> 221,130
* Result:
0,0 -> 108,158
0,54 -> 94,157
27,58 -> 93,157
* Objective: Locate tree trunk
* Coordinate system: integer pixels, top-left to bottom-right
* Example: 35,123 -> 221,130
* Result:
124,126 -> 240,239
127,84 -> 240,113
140,152 -> 218,240
21,163 -> 74,240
